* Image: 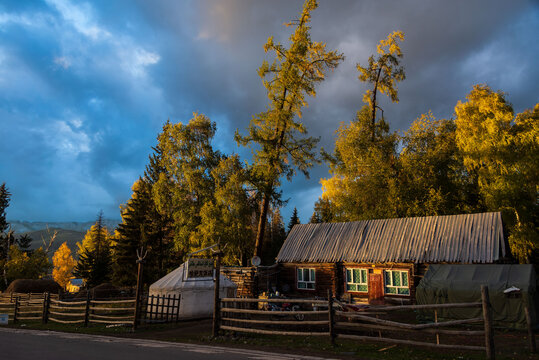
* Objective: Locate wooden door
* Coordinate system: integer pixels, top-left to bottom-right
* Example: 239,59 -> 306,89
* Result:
368,273 -> 384,305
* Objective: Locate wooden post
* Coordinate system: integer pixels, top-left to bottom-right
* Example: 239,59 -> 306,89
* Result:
328,289 -> 335,346
13,296 -> 19,323
84,291 -> 91,327
481,285 -> 495,360
157,295 -> 163,320
525,305 -> 536,353
149,295 -> 154,321
176,294 -> 181,323
170,294 -> 176,322
42,292 -> 50,324
212,248 -> 222,338
434,309 -> 439,345
166,295 -> 171,323
133,257 -> 144,331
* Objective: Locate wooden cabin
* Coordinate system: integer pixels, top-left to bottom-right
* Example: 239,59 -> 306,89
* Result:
275,212 -> 509,304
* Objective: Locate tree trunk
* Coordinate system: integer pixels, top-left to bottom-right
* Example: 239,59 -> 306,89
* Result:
254,192 -> 271,258
371,67 -> 382,142
253,87 -> 288,259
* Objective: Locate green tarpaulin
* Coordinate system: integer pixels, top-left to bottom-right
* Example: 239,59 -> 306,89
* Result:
416,264 -> 536,329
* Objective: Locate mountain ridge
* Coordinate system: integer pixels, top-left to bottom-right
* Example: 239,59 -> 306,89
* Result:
8,219 -> 120,234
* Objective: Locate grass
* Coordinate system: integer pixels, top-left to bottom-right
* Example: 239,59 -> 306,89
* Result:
5,319 -> 538,360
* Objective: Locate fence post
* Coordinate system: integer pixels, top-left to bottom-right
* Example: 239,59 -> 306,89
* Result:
13,296 -> 19,324
328,289 -> 335,346
525,305 -> 536,353
166,295 -> 171,323
212,247 -> 222,338
149,295 -> 154,321
157,295 -> 165,320
176,294 -> 181,323
172,294 -> 177,322
42,292 -> 50,324
133,248 -> 145,331
434,309 -> 439,345
84,291 -> 91,327
481,285 -> 495,360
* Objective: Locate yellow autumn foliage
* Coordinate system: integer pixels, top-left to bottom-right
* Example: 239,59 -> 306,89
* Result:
52,242 -> 76,289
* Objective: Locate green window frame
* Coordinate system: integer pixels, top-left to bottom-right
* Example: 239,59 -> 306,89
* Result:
345,268 -> 368,292
384,270 -> 410,295
297,268 -> 315,290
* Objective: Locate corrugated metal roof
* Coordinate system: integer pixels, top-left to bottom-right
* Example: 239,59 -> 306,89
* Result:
276,212 -> 506,264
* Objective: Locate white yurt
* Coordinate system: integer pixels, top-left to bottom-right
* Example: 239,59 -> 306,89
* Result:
148,262 -> 237,319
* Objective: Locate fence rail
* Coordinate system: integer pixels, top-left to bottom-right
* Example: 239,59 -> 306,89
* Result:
218,286 -> 507,359
219,294 -> 332,338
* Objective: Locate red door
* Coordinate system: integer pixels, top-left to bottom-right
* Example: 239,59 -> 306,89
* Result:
368,273 -> 384,305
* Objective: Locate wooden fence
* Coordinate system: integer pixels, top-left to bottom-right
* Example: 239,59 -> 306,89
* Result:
217,286 -> 535,360
0,292 -> 59,303
140,294 -> 181,324
220,297 -> 330,337
0,292 -> 181,329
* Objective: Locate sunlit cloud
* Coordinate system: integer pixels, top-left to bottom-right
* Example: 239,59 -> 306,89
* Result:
38,119 -> 91,157
45,0 -> 110,41
120,47 -> 161,77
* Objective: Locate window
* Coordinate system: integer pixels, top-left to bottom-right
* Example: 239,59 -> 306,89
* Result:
345,268 -> 368,292
384,270 -> 410,295
297,268 -> 315,290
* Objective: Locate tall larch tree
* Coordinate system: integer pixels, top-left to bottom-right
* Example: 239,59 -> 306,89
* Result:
319,31 -> 404,221
357,31 -> 405,141
235,0 -> 343,259
321,106 -> 399,221
52,242 -> 76,290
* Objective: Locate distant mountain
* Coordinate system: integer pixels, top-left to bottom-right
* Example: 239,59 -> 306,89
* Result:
7,219 -> 120,260
8,219 -> 119,234
22,228 -> 86,259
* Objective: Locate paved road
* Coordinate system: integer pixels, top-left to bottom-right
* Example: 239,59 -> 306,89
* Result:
0,328 -> 335,360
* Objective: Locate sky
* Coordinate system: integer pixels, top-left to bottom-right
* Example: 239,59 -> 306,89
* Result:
1,0 -> 538,224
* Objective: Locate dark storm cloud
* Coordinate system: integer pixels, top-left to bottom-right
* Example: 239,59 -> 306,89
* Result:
1,0 -> 537,223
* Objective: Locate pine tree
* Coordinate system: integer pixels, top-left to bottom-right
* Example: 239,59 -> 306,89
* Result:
0,183 -> 10,235
287,207 -> 300,234
113,177 -> 171,286
17,234 -> 33,254
268,208 -> 286,263
74,212 -> 112,288
310,198 -> 334,223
